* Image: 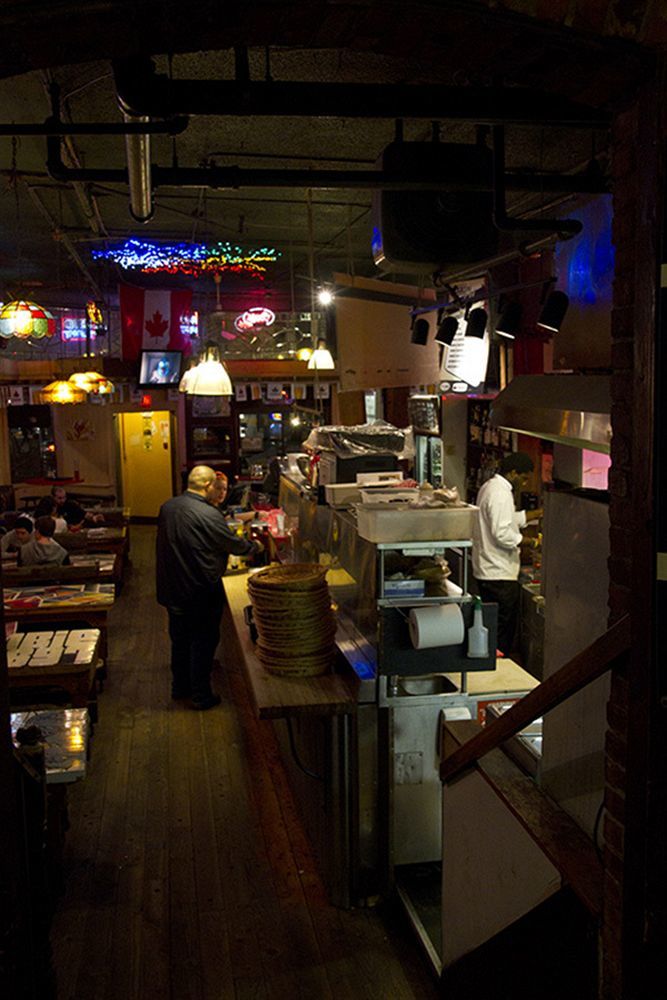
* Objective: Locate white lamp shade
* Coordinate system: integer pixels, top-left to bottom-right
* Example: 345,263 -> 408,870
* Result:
178,367 -> 195,393
184,358 -> 233,396
307,347 -> 335,371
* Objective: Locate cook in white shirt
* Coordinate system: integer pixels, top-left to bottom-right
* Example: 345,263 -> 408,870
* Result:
472,452 -> 542,655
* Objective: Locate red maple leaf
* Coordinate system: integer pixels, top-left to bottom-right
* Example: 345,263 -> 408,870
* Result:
145,310 -> 169,339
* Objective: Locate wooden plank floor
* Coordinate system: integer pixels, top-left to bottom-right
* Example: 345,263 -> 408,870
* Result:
50,526 -> 439,1000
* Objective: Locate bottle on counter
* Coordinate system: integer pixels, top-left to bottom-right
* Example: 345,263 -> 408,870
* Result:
467,596 -> 489,658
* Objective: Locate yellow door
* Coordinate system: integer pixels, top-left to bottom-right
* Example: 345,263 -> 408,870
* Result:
117,411 -> 174,517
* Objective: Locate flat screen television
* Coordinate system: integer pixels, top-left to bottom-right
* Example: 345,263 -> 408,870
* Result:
137,349 -> 183,387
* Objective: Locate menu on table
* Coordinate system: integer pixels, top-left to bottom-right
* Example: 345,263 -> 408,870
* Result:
3,583 -> 115,610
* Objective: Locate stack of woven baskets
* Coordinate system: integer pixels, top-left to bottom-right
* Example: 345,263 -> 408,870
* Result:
247,564 -> 337,677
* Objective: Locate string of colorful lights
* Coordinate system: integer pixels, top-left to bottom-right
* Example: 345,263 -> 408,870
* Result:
91,238 -> 280,277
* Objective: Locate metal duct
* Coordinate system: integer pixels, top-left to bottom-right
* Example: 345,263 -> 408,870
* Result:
122,112 -> 153,222
490,374 -> 611,453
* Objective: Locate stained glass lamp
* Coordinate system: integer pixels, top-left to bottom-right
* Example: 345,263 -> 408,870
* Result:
38,380 -> 87,404
0,300 -> 57,339
69,371 -> 115,395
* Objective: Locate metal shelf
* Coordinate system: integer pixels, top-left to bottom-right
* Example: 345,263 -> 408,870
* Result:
375,539 -> 473,551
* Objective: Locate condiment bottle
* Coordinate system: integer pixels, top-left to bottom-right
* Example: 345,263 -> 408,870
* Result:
467,596 -> 489,658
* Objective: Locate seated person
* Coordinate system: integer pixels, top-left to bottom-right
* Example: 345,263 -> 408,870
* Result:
54,504 -> 89,552
1,515 -> 34,556
51,486 -> 104,524
34,495 -> 67,533
18,516 -> 70,566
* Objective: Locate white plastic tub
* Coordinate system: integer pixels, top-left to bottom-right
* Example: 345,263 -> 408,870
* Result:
356,503 -> 477,543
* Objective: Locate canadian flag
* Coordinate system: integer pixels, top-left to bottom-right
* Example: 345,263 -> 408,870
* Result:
119,284 -> 193,361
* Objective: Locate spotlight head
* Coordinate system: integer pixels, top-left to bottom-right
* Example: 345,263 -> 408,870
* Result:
538,290 -> 569,333
435,315 -> 459,346
317,288 -> 334,306
411,317 -> 430,346
465,307 -> 488,339
495,301 -> 521,340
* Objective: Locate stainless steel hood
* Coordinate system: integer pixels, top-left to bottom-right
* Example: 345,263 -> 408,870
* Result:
490,373 -> 611,453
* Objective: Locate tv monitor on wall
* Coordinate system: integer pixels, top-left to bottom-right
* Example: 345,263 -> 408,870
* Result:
138,349 -> 183,388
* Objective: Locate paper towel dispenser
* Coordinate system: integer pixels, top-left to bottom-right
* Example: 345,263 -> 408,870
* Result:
378,602 -> 498,675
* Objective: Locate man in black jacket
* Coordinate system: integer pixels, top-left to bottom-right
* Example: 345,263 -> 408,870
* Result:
156,465 -> 261,710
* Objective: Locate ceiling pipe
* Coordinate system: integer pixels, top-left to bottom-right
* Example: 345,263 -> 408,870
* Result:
492,125 -> 582,238
45,136 -> 608,194
113,56 -> 610,128
0,118 -> 189,136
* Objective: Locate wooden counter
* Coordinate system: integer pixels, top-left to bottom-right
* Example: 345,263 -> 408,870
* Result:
223,571 -> 358,719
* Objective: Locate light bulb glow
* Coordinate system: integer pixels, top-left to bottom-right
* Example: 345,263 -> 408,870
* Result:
91,238 -> 281,278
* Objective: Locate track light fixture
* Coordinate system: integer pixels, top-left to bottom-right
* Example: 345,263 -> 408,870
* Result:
465,307 -> 488,339
435,315 -> 459,346
495,301 -> 521,340
411,317 -> 430,346
537,290 -> 569,333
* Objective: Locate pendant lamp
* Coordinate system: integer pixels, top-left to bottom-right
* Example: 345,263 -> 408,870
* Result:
38,380 -> 87,404
69,371 -> 115,395
180,343 -> 233,396
0,300 -> 57,340
307,340 -> 335,371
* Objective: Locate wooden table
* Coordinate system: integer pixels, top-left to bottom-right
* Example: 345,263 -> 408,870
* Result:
3,553 -> 118,586
223,571 -> 358,719
3,584 -> 114,663
7,629 -> 101,714
84,525 -> 128,557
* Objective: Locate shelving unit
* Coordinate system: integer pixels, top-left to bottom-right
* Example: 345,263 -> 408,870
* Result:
466,399 -> 513,502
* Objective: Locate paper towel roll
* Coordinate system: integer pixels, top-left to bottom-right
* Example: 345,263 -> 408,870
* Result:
408,604 -> 465,649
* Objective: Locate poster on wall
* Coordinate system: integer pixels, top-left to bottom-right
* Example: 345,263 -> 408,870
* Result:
440,309 -> 491,390
250,384 -> 262,401
9,385 -> 26,405
235,384 -> 248,402
266,382 -> 284,402
192,396 -> 230,417
66,419 -> 95,442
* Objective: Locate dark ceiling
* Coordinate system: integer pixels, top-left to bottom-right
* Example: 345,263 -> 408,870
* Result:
0,2 -> 651,318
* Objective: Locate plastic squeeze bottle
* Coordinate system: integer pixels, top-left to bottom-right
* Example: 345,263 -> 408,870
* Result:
467,596 -> 489,658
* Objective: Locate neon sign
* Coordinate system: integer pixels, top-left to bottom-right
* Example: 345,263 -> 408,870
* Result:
234,307 -> 276,333
61,315 -> 98,342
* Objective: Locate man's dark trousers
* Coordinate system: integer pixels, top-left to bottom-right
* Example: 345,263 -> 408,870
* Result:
167,583 -> 225,704
475,578 -> 520,656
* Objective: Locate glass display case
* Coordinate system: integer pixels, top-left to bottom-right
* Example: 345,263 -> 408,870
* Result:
8,405 -> 57,480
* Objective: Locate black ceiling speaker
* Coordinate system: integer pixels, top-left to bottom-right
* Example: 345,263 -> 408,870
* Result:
372,141 -> 499,273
